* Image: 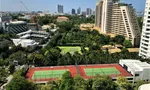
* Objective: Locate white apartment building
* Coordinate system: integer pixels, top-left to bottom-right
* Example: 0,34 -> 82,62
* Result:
119,59 -> 150,82
139,0 -> 150,58
95,0 -> 141,46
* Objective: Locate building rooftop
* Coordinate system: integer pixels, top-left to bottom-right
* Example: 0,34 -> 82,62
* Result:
57,16 -> 69,19
10,21 -> 26,24
17,30 -> 48,36
128,48 -> 139,52
120,59 -> 150,72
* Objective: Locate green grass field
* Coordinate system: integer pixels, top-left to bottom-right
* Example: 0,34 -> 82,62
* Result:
58,46 -> 88,55
84,68 -> 120,76
32,69 -> 68,80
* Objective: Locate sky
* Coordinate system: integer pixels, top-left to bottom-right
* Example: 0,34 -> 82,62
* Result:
0,0 -> 146,13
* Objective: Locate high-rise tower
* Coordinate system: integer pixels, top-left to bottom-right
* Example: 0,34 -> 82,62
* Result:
95,0 -> 141,46
57,4 -> 64,13
139,0 -> 150,58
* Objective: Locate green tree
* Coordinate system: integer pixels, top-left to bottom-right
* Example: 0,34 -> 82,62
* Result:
6,51 -> 26,65
47,81 -> 59,90
44,48 -> 61,65
92,76 -> 118,90
121,48 -> 129,53
9,64 -> 15,74
73,75 -> 88,90
134,80 -> 149,90
59,71 -> 74,90
6,76 -> 35,90
40,85 -> 51,90
114,35 -> 125,44
57,21 -> 74,32
116,76 -> 133,90
89,44 -> 100,51
27,53 -> 46,66
123,40 -> 132,48
0,68 -> 8,84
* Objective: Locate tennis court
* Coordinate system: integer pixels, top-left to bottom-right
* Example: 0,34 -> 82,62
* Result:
84,67 -> 120,76
78,64 -> 132,79
26,66 -> 77,82
32,69 -> 68,80
26,64 -> 132,83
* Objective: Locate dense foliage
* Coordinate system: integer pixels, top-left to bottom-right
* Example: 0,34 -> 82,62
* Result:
0,68 -> 8,85
37,72 -> 118,90
0,14 -> 149,90
38,15 -> 95,26
6,76 -> 35,90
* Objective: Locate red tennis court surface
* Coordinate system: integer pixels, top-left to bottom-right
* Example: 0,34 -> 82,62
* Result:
78,64 -> 132,79
26,64 -> 132,83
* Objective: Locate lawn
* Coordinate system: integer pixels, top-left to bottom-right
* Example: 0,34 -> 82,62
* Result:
58,46 -> 88,55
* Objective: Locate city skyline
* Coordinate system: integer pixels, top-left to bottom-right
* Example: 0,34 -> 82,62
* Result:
0,0 -> 146,13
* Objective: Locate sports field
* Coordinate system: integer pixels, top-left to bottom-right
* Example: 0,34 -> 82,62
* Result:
26,64 -> 132,82
26,66 -> 77,82
32,69 -> 68,80
58,46 -> 88,55
78,64 -> 132,79
84,67 -> 120,76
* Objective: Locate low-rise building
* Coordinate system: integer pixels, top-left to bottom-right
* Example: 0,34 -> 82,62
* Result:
80,23 -> 94,28
57,16 -> 69,22
3,21 -> 28,34
12,39 -> 38,47
42,25 -> 51,30
17,30 -> 49,40
119,59 -> 150,82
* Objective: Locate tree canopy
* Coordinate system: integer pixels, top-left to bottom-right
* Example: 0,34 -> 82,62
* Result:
6,75 -> 35,90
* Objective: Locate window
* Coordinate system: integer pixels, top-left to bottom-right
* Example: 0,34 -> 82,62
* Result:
146,29 -> 150,31
147,20 -> 150,23
147,24 -> 150,27
127,78 -> 133,80
135,74 -> 139,76
112,79 -> 116,81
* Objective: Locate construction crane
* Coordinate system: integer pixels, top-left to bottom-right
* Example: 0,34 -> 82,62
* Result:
20,1 -> 38,23
20,1 -> 30,13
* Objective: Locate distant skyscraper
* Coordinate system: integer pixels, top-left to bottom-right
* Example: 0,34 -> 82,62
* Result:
77,7 -> 81,15
95,0 -> 141,46
72,9 -> 76,15
139,0 -> 150,58
86,8 -> 92,16
82,11 -> 86,17
95,1 -> 103,28
57,4 -> 64,13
